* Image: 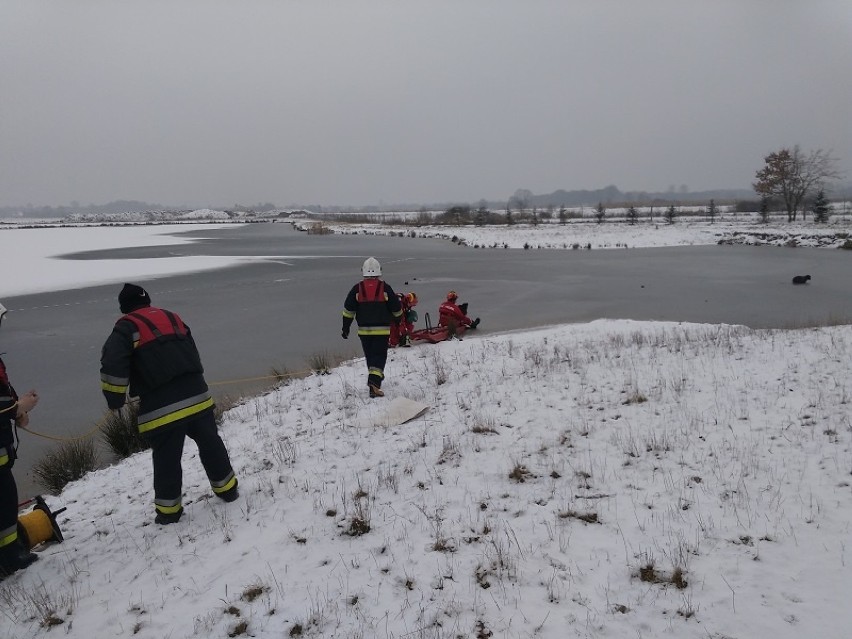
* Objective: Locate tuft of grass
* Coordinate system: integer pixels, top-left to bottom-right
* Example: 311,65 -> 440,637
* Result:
636,563 -> 688,589
269,365 -> 294,385
622,391 -> 648,405
508,463 -> 533,483
430,351 -> 448,385
475,620 -> 493,638
213,395 -> 239,427
558,509 -> 600,524
1,580 -> 76,629
241,584 -> 266,602
100,404 -> 148,458
307,351 -> 332,375
228,620 -> 248,637
32,439 -> 99,493
342,482 -> 373,537
343,516 -> 371,537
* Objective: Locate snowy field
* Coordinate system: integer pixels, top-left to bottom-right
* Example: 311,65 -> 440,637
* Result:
1,216 -> 852,638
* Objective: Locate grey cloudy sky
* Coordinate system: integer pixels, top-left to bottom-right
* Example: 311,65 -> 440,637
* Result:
2,1 -> 850,208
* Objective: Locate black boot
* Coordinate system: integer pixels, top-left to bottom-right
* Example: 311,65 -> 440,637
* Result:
154,507 -> 184,525
470,318 -> 480,329
217,478 -> 239,503
0,540 -> 38,578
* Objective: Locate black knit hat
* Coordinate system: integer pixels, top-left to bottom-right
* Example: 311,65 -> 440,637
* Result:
118,283 -> 151,313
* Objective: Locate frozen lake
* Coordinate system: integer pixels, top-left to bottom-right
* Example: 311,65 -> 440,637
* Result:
5,221 -> 851,496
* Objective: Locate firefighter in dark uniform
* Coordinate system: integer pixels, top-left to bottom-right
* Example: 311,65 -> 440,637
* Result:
342,258 -> 403,398
100,284 -> 238,525
0,302 -> 40,578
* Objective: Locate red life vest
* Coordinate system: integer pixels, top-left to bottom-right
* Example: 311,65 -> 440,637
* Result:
357,280 -> 385,303
121,308 -> 189,348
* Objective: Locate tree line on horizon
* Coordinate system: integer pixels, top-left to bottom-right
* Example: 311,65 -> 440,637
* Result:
2,146 -> 847,219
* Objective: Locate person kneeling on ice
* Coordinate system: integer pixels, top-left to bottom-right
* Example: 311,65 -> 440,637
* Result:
438,290 -> 480,334
389,292 -> 418,348
100,284 -> 239,525
342,258 -> 403,398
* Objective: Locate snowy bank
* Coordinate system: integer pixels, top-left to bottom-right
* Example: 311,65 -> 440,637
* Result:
3,319 -> 852,639
292,215 -> 852,250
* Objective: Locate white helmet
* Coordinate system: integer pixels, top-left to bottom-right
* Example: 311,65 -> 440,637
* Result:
362,257 -> 382,277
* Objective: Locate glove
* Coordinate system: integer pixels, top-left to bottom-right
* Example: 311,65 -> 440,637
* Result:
342,328 -> 349,339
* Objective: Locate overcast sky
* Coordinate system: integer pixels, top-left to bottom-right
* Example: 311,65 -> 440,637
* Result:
2,1 -> 850,208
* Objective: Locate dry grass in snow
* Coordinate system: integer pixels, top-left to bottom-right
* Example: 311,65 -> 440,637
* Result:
2,320 -> 852,638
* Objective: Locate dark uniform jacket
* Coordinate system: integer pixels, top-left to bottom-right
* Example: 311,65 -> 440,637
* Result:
0,358 -> 18,468
100,307 -> 213,435
342,279 -> 403,336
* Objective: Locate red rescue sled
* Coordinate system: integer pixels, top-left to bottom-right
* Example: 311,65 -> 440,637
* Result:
409,312 -> 468,344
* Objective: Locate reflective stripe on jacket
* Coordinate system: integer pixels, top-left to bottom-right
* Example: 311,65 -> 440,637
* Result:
342,279 -> 403,336
100,307 -> 212,435
0,523 -> 17,549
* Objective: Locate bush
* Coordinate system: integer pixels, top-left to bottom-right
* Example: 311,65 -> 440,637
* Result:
305,222 -> 333,235
32,439 -> 99,493
308,351 -> 332,375
100,404 -> 149,458
214,395 -> 239,427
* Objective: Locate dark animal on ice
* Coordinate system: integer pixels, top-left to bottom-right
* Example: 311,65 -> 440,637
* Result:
792,275 -> 811,285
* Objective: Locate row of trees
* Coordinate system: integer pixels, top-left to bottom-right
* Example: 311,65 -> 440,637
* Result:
489,145 -> 843,227
434,193 -> 837,228
427,147 -> 843,227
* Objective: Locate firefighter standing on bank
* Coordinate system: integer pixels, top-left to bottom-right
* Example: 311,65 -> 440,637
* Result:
0,303 -> 40,578
100,284 -> 238,525
342,258 -> 403,398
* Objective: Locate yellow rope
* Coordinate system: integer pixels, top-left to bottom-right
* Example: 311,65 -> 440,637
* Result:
207,371 -> 307,387
18,420 -> 104,443
18,367 -> 317,443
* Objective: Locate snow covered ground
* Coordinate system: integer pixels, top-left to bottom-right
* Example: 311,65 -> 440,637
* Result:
293,211 -> 852,250
2,216 -> 852,638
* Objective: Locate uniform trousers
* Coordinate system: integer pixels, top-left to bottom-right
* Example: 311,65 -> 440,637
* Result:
144,411 -> 234,509
359,334 -> 389,388
0,464 -> 19,552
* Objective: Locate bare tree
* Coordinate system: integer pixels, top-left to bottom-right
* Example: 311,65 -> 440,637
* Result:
753,146 -> 841,222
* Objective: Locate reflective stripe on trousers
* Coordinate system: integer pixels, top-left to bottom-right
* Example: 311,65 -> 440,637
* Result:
137,393 -> 214,433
